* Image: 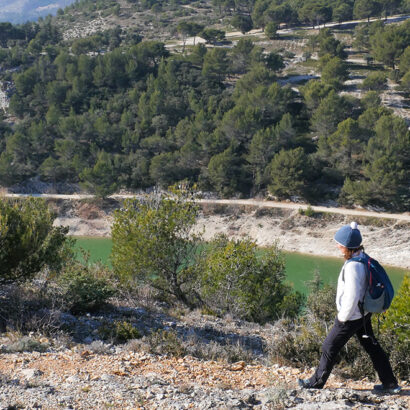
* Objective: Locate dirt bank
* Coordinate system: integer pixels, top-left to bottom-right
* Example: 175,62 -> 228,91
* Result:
50,199 -> 410,270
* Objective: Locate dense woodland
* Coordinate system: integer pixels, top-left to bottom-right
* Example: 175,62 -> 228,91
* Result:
0,0 -> 409,210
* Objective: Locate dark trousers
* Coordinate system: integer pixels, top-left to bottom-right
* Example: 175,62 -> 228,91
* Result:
308,314 -> 397,388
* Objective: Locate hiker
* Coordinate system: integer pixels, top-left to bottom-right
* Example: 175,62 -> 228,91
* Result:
298,222 -> 401,393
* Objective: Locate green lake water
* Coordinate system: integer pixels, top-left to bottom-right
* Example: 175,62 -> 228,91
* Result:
72,237 -> 408,295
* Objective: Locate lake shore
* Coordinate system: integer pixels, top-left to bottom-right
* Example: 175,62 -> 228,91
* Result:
50,199 -> 410,270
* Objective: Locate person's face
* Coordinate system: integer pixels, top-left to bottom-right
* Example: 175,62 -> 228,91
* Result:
336,243 -> 347,257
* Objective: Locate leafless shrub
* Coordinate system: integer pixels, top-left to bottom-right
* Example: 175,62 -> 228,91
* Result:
0,281 -> 64,336
87,340 -> 113,355
3,336 -> 49,353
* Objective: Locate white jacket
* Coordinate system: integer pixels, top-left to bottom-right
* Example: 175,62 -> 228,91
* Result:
336,252 -> 368,322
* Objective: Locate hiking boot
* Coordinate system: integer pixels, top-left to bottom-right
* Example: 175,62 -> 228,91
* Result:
373,384 -> 402,394
298,379 -> 322,389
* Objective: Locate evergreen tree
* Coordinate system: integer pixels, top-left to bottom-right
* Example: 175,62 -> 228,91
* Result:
341,115 -> 410,210
202,48 -> 229,82
80,151 -> 119,198
268,147 -> 309,199
0,198 -> 70,284
311,91 -> 351,137
317,118 -> 366,178
111,189 -> 203,308
320,56 -> 349,89
208,145 -> 246,196
247,127 -> 277,190
370,22 -> 410,69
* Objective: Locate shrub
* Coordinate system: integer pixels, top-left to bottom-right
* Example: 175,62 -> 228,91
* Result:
400,71 -> 410,91
111,187 -> 203,309
378,330 -> 409,380
99,320 -> 141,344
87,340 -> 112,354
4,336 -> 48,353
57,260 -> 116,314
183,336 -> 256,364
362,72 -> 387,90
305,272 -> 336,323
269,275 -> 336,367
379,275 -> 410,379
0,281 -> 63,335
199,235 -> 304,323
145,329 -> 186,357
114,320 -> 141,343
382,275 -> 410,343
298,206 -> 315,217
265,22 -> 278,40
0,198 -> 72,284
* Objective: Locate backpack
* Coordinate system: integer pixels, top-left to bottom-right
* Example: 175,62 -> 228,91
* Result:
347,253 -> 394,313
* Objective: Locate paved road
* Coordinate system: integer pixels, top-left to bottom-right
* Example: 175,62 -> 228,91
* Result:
4,193 -> 410,222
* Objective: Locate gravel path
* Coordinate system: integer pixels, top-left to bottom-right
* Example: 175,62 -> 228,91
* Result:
0,349 -> 408,409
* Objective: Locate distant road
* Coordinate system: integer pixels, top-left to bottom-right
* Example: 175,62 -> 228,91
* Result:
168,13 -> 410,49
213,14 -> 410,39
197,199 -> 410,222
4,193 -> 410,222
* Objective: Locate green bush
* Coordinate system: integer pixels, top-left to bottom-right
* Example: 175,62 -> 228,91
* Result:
378,331 -> 409,380
265,22 -> 278,40
111,187 -> 203,309
145,329 -> 186,357
58,261 -> 116,314
362,72 -> 387,90
400,71 -> 410,91
298,206 -> 315,218
382,275 -> 410,343
379,275 -> 410,379
99,320 -> 141,344
199,235 -> 304,323
114,321 -> 141,343
0,198 -> 72,284
305,272 -> 336,323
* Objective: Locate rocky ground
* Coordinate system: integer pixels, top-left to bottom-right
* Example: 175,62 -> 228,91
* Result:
0,305 -> 408,409
0,350 -> 408,409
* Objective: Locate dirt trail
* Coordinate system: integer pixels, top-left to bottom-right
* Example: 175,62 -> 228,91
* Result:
6,194 -> 410,222
197,198 -> 410,222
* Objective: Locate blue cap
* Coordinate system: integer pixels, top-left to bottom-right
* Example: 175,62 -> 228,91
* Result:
334,222 -> 362,248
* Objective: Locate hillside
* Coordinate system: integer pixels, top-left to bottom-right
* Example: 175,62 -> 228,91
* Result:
0,0 -> 409,211
0,3 -> 409,408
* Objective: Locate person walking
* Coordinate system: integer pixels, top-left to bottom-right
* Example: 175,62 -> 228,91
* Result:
298,222 -> 401,393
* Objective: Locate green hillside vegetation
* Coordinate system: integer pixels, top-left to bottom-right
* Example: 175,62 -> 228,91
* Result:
0,0 -> 409,211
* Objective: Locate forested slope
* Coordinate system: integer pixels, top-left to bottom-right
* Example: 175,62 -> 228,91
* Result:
0,0 -> 409,210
